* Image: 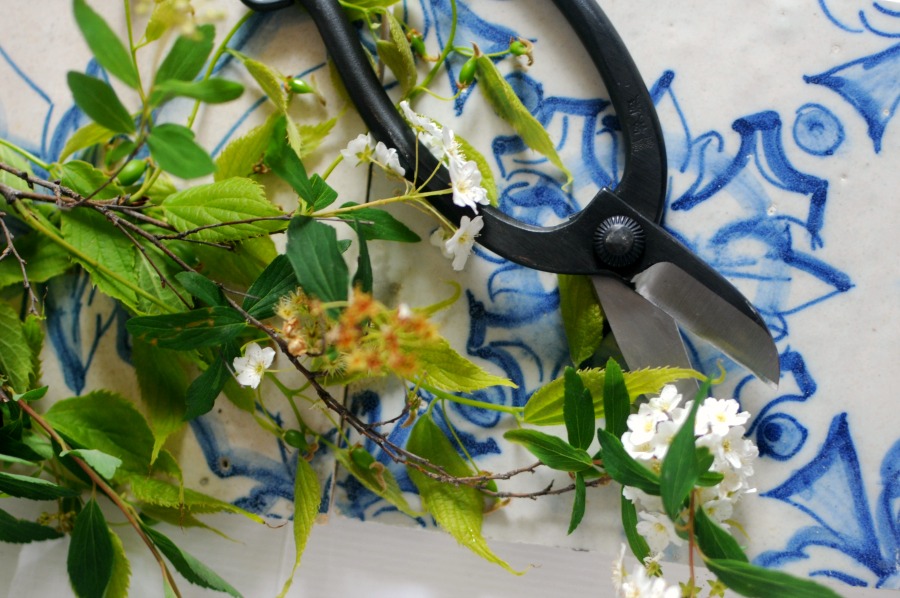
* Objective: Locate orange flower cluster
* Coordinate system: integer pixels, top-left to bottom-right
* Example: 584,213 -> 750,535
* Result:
277,288 -> 438,379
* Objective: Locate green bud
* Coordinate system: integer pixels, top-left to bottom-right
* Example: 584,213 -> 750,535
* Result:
116,159 -> 147,186
458,57 -> 477,86
409,33 -> 426,56
283,429 -> 308,450
287,78 -> 314,94
508,40 -> 528,56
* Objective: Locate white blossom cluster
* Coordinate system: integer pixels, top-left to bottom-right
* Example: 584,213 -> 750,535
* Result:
341,133 -> 406,178
612,545 -> 680,598
622,385 -> 758,556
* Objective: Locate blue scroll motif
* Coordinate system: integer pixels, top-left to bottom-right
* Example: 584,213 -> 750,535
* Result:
818,0 -> 900,37
756,414 -> 900,588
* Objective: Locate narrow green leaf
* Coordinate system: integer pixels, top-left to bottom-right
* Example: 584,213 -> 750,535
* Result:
68,499 -> 114,598
603,358 -> 630,439
67,72 -> 135,134
214,112 -> 278,181
125,306 -> 246,350
558,274 -> 603,365
147,123 -> 215,179
129,475 -> 263,523
73,0 -> 139,88
276,456 -> 321,597
142,525 -> 242,597
161,177 -> 284,241
60,449 -> 122,480
697,471 -> 725,487
152,78 -> 244,105
351,220 -> 373,294
413,337 -> 516,392
567,472 -> 586,534
0,507 -> 63,543
704,558 -> 844,598
155,24 -> 215,84
0,301 -> 34,393
286,215 -> 348,304
334,446 -> 418,518
243,255 -> 296,320
0,421 -> 45,462
59,121 -> 115,161
504,428 -> 594,472
228,49 -> 288,112
375,12 -> 416,95
563,367 -> 594,450
473,54 -> 572,186
407,413 -> 523,574
185,345 -> 240,420
132,340 -> 189,461
694,506 -> 748,562
334,203 -> 420,242
596,428 -> 660,494
621,490 -> 651,562
104,530 -> 131,598
175,271 -> 225,307
660,385 -> 706,520
0,471 -> 78,499
58,160 -> 124,200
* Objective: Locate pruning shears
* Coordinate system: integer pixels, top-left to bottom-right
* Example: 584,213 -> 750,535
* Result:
239,0 -> 781,388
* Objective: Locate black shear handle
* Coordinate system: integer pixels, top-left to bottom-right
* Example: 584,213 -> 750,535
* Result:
291,0 -> 665,275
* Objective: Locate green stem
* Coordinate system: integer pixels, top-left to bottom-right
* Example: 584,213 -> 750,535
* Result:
313,188 -> 450,218
320,153 -> 344,181
0,138 -> 50,171
439,398 -> 479,470
124,0 -> 148,106
420,383 -> 523,415
410,0 -> 457,101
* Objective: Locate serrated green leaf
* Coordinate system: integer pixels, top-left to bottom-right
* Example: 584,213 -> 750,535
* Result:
68,499 -> 113,598
286,215 -> 348,304
21,315 -> 44,390
190,235 -> 276,288
142,525 -> 242,597
567,472 -> 586,534
185,348 -> 235,420
133,240 -> 187,315
263,117 -> 318,207
243,255 -> 295,320
0,301 -> 34,393
214,112 -> 278,181
59,121 -> 115,162
563,367 -> 594,450
295,117 -> 337,158
67,72 -> 135,134
228,49 -> 288,113
0,507 -> 63,543
0,471 -> 78,500
176,272 -> 225,307
60,449 -> 122,480
694,505 -> 748,562
473,54 -> 571,186
129,475 -> 264,523
132,340 -> 188,462
147,123 -> 215,179
350,220 -> 373,293
524,366 -> 703,426
660,384 -> 706,520
44,390 -> 154,475
704,558 -> 843,598
603,358 -> 630,439
152,78 -> 244,105
558,274 -> 603,366
161,177 -> 285,241
0,421 -> 45,462
407,412 -> 523,574
375,13 -> 416,96
154,24 -> 215,84
412,337 -> 516,392
276,456 -> 321,597
126,306 -> 246,350
334,446 -> 419,517
58,160 -> 124,200
621,490 -> 651,562
104,530 -> 131,598
504,428 -> 594,472
73,0 -> 138,88
454,133 -> 498,206
596,428 -> 660,494
334,203 -> 420,242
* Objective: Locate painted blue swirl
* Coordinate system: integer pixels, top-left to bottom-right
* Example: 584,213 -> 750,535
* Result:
793,103 -> 846,156
818,0 -> 900,37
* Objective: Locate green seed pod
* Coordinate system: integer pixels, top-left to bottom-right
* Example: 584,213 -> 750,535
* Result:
409,33 -> 426,57
116,159 -> 146,186
458,57 -> 477,86
508,40 -> 528,56
283,429 -> 308,450
287,78 -> 314,94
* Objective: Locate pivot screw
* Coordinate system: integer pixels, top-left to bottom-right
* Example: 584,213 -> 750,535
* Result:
593,215 -> 645,268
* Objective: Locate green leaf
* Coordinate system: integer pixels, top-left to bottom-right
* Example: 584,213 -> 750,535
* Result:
132,340 -> 189,461
44,390 -> 154,475
152,78 -> 244,105
66,72 -> 135,134
660,383 -> 707,520
294,117 -> 337,158
453,133 -> 498,206
693,505 -> 748,562
621,490 -> 651,562
0,301 -> 35,393
596,428 -> 660,494
334,446 -> 419,517
558,274 -> 603,365
132,240 -> 187,315
129,475 -> 264,523
473,53 -> 572,186
413,337 -> 516,392
73,0 -> 139,88
704,558 -> 844,598
175,271 -> 224,307
276,456 -> 321,597
58,160 -> 124,200
0,231 -> 71,290
155,24 -> 215,84
21,315 -> 44,390
567,472 -> 586,534
0,507 -> 63,543
161,177 -> 285,241
375,12 -> 417,96
334,203 -> 420,242
68,499 -> 114,598
142,525 -> 242,597
59,121 -> 115,161
407,413 -> 523,574
0,421 -> 46,462
214,112 -> 278,181
0,471 -> 78,499
563,367 -> 594,450
286,216 -> 348,304
147,123 -> 216,179
60,449 -> 122,480
184,345 -> 239,420
104,530 -> 131,598
126,306 -> 246,350
228,49 -> 288,113
504,428 -> 594,472
243,255 -> 296,320
602,358 -> 630,439
189,235 -> 276,289
263,117 -> 316,204
351,220 -> 373,293
524,366 -> 703,426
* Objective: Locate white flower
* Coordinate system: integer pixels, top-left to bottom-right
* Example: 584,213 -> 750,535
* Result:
612,544 -> 628,591
341,133 -> 374,165
431,215 -> 484,271
701,497 -> 734,524
233,342 -> 275,389
626,408 -> 665,446
635,510 -> 683,554
441,127 -> 465,166
399,100 -> 444,156
373,141 -> 405,177
448,158 -> 489,211
696,398 -> 750,437
647,385 -> 683,415
618,560 -> 680,598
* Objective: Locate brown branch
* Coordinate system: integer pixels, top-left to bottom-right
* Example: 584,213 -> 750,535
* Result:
0,212 -> 39,315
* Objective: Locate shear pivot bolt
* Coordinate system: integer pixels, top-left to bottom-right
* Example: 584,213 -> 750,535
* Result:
594,215 -> 645,268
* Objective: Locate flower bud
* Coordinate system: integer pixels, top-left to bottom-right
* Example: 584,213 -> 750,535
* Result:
286,78 -> 314,94
458,57 -> 477,87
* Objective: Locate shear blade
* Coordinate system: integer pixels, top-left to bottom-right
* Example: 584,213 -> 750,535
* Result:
632,263 -> 780,386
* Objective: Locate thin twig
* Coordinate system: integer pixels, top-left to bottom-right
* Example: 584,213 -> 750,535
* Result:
0,212 -> 39,314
